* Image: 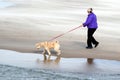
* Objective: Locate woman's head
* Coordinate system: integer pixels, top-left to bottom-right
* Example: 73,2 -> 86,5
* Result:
87,8 -> 93,13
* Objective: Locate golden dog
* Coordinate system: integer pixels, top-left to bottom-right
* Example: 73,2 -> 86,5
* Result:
35,41 -> 61,58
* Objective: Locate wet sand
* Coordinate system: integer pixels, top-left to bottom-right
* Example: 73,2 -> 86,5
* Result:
0,0 -> 120,61
0,24 -> 120,60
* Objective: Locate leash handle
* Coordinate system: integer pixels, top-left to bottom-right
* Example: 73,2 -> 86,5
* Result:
49,26 -> 81,41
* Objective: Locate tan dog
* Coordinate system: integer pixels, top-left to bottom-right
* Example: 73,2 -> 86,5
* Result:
35,41 -> 61,58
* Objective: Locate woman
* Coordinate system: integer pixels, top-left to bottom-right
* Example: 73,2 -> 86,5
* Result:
80,8 -> 99,49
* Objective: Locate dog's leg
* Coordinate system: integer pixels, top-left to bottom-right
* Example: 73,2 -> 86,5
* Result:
55,55 -> 61,64
46,49 -> 51,56
42,49 -> 47,61
54,44 -> 61,56
55,48 -> 61,56
43,53 -> 47,61
46,49 -> 51,60
42,49 -> 46,55
57,50 -> 61,56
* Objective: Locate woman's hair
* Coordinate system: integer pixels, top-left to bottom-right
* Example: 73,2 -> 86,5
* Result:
89,8 -> 93,13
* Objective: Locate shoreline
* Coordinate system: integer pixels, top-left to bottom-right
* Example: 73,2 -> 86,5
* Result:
0,49 -> 120,73
0,49 -> 120,80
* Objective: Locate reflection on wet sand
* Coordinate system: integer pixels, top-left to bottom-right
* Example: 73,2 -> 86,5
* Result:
0,49 -> 120,73
87,58 -> 94,64
36,49 -> 61,65
43,54 -> 61,64
36,54 -> 61,65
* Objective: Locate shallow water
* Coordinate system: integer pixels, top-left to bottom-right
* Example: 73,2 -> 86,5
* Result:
0,64 -> 120,80
0,49 -> 120,80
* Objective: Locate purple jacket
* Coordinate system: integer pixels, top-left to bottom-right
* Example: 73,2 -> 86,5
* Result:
83,13 -> 98,29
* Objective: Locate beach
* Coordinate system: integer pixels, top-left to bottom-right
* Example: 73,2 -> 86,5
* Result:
0,0 -> 120,79
0,0 -> 120,60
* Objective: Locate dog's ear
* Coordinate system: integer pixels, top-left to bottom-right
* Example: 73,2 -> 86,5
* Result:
55,41 -> 59,43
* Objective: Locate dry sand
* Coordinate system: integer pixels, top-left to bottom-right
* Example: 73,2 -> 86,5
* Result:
0,0 -> 120,61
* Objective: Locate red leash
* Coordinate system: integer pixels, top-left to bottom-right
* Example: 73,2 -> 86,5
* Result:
49,26 -> 81,41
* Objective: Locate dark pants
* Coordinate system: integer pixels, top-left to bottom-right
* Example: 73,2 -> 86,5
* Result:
87,28 -> 98,47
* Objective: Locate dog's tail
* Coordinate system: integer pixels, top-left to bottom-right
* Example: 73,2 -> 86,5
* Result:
35,43 -> 41,49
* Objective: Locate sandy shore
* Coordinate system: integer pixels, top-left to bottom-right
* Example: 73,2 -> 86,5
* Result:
0,0 -> 120,61
0,22 -> 120,60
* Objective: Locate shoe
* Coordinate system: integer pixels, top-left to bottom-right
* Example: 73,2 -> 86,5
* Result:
86,46 -> 93,49
94,42 -> 99,48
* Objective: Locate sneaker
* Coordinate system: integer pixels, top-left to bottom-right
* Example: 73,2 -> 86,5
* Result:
86,46 -> 93,49
94,42 -> 99,48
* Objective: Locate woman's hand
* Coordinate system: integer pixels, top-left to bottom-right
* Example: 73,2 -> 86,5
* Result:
79,24 -> 83,27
